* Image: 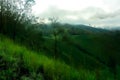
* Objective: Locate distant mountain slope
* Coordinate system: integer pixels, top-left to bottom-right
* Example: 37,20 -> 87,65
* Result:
41,23 -> 120,68
37,24 -> 110,35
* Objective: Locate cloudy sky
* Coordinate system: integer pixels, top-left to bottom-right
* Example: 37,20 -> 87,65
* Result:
32,0 -> 120,28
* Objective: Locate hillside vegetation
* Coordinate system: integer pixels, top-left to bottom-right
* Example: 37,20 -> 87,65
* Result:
1,0 -> 120,80
0,35 -> 105,80
0,34 -> 119,80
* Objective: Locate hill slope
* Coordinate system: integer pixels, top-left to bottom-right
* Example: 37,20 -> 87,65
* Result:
0,35 -> 117,80
0,35 -> 97,80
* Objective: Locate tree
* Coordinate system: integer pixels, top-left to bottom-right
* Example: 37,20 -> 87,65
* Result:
49,17 -> 60,59
0,0 -> 35,40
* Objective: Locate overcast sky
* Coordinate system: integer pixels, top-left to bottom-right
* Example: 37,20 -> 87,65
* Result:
32,0 -> 120,28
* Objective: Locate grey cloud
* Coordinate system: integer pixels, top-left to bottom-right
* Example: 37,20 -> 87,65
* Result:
37,6 -> 120,27
38,6 -> 102,21
91,9 -> 120,20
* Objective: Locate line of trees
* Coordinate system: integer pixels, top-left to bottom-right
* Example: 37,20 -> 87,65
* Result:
0,0 -> 44,51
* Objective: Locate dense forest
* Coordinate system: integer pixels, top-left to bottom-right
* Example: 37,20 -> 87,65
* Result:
0,0 -> 120,80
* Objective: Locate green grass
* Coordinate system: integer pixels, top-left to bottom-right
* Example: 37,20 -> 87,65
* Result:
0,35 -> 118,80
0,35 -> 94,80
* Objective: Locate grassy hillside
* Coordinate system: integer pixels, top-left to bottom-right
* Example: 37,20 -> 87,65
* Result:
0,35 -> 95,80
0,34 -> 118,80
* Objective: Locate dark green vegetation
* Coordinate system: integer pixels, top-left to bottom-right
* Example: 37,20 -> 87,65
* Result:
0,0 -> 120,80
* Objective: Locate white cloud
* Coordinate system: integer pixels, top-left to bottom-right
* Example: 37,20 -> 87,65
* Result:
32,0 -> 120,28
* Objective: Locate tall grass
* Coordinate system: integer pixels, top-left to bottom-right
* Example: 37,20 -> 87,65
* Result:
0,35 -> 116,80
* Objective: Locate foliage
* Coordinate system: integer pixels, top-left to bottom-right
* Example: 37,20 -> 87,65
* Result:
0,35 -> 98,80
0,0 -> 120,80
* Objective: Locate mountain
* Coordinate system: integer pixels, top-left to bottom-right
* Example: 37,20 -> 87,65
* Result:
0,29 -> 118,79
